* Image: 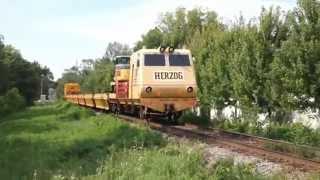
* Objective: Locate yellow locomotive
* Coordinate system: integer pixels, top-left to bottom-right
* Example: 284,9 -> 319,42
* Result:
64,47 -> 198,121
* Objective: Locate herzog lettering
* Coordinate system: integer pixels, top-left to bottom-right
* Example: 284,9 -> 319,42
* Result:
154,72 -> 183,80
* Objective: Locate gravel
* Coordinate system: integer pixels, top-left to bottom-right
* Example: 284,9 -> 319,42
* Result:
203,145 -> 310,179
203,145 -> 282,175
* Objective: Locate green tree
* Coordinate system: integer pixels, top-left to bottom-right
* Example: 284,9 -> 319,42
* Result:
271,0 -> 320,116
56,66 -> 84,98
80,57 -> 115,93
57,42 -> 120,97
105,42 -> 131,60
0,88 -> 26,116
0,44 -> 53,105
134,27 -> 164,51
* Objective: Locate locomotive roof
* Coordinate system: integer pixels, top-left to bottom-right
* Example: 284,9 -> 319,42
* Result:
134,48 -> 191,54
115,55 -> 130,58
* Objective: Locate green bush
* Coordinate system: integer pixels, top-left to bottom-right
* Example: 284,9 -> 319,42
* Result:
57,105 -> 95,121
218,118 -> 264,135
219,119 -> 250,133
0,88 -> 26,117
211,159 -> 265,180
265,122 -> 320,147
219,118 -> 320,148
178,111 -> 211,126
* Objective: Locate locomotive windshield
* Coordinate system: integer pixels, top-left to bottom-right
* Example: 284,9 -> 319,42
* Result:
115,56 -> 130,65
144,54 -> 165,66
144,54 -> 190,66
169,54 -> 190,66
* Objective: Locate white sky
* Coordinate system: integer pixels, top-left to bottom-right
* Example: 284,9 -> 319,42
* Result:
0,0 -> 296,80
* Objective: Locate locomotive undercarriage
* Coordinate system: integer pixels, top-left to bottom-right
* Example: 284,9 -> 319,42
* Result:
108,99 -> 187,122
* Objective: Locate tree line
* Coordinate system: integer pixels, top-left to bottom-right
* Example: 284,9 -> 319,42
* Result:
56,42 -> 131,98
133,0 -> 320,123
58,0 -> 319,123
0,37 -> 54,116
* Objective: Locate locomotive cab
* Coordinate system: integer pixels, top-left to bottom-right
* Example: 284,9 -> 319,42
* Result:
129,47 -> 198,116
114,56 -> 130,98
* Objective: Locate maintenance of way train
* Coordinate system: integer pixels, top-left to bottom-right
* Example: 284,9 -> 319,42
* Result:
64,46 -> 198,121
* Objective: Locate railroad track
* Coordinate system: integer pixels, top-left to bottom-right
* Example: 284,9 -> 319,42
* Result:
116,114 -> 320,172
209,128 -> 320,162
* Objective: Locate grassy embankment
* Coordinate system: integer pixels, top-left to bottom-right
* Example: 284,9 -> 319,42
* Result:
0,102 -> 317,180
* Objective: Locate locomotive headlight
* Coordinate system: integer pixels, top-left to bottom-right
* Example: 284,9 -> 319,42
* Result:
146,87 -> 152,93
168,46 -> 175,53
187,87 -> 193,93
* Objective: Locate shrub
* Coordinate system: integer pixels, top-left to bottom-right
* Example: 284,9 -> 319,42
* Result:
264,123 -> 292,141
218,118 -> 264,134
178,111 -> 211,126
0,88 -> 26,117
212,159 -> 264,180
264,122 -> 320,147
220,118 -> 320,148
219,119 -> 250,133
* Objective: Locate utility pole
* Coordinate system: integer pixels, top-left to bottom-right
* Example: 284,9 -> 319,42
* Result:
40,74 -> 46,102
40,74 -> 44,96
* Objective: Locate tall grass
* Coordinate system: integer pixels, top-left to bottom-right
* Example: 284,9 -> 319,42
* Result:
85,144 -> 268,180
0,102 -> 164,179
1,102 -> 315,179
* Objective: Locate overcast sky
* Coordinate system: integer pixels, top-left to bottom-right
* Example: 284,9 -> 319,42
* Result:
0,0 -> 296,80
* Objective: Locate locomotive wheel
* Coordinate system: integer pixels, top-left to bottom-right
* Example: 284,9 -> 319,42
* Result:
117,104 -> 123,114
111,103 -> 118,114
130,105 -> 135,115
